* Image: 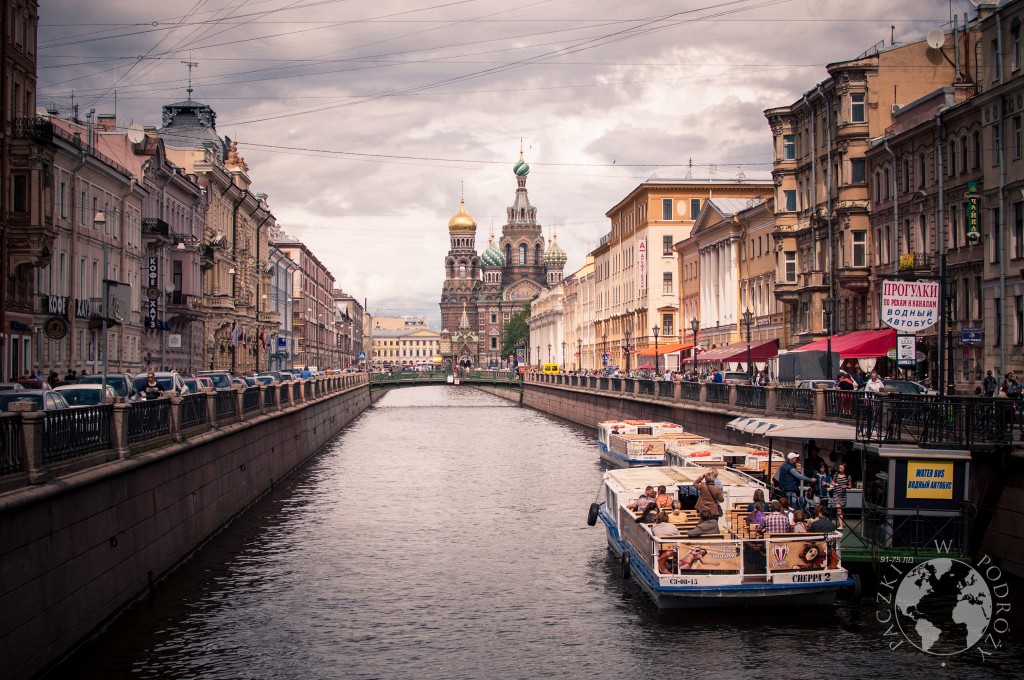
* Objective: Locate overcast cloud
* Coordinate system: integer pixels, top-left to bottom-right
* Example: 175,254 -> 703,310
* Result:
39,0 -> 963,327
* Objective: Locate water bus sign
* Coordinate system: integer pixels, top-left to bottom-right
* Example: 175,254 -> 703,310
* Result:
881,281 -> 940,331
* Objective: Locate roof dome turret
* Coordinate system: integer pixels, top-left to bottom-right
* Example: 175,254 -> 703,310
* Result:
448,199 -> 477,233
543,232 -> 567,268
481,233 -> 505,268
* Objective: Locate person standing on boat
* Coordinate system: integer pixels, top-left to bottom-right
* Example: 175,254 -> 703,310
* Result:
694,470 -> 724,520
777,452 -> 816,507
830,463 -> 852,530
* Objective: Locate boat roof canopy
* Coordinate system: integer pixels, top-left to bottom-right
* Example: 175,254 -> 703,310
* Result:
725,416 -> 856,441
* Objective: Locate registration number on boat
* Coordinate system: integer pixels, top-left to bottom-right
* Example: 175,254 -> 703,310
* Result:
774,572 -> 832,583
668,577 -> 700,586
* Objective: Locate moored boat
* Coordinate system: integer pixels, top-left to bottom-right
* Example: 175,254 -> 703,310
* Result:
589,465 -> 853,609
596,420 -> 709,467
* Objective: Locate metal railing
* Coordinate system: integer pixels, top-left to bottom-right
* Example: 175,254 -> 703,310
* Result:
280,383 -> 292,407
242,387 -> 260,414
127,399 -> 171,444
706,382 -> 730,405
179,393 -> 208,429
638,380 -> 655,397
824,389 -> 858,421
735,385 -> 766,409
0,414 -> 22,476
657,381 -> 674,399
43,406 -> 112,464
216,390 -> 238,421
855,393 -> 1019,448
679,381 -> 701,401
776,387 -> 815,415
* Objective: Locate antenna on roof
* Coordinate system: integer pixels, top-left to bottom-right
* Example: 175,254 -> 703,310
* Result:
181,53 -> 199,100
685,158 -> 693,179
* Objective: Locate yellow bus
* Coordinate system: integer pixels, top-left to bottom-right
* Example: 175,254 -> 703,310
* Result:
541,363 -> 560,375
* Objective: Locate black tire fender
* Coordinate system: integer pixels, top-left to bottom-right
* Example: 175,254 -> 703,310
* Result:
587,502 -> 600,526
621,550 -> 631,579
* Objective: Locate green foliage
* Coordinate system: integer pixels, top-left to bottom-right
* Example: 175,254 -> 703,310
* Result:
500,302 -> 531,359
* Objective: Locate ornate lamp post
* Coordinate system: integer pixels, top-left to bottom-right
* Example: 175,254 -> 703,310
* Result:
822,295 -> 834,379
690,317 -> 700,377
561,340 -> 566,369
742,307 -> 754,381
653,324 -> 660,376
577,336 -> 582,372
548,343 -> 552,363
602,332 -> 607,372
536,344 -> 540,369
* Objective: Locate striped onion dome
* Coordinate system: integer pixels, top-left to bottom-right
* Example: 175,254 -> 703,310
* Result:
481,234 -> 505,267
543,234 -> 567,268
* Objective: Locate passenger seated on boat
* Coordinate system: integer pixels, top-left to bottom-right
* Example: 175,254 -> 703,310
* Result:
638,504 -> 660,524
686,509 -> 720,538
808,505 -> 837,533
628,486 -> 657,514
667,500 -> 687,522
757,500 -> 792,535
747,489 -> 765,512
652,511 -> 681,537
778,497 -> 795,523
655,485 -> 673,510
745,502 -> 765,526
792,510 -> 809,533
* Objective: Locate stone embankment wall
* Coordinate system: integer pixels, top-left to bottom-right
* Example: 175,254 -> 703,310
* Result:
0,384 -> 371,679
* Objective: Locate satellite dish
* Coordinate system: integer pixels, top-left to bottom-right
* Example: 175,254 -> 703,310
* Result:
926,28 -> 945,50
127,123 -> 145,144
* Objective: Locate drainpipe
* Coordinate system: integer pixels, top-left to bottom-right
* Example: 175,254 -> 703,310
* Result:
817,85 -> 835,339
67,138 -> 88,375
936,113 -> 947,396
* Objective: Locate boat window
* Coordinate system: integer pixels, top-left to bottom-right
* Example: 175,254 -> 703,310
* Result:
636,426 -> 653,435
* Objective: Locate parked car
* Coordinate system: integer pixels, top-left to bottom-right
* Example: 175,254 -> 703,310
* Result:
17,379 -> 51,390
131,371 -> 189,396
197,370 -> 233,390
720,371 -> 751,384
237,375 -> 257,387
253,375 -> 276,386
797,379 -> 838,390
78,373 -> 139,401
279,371 -> 297,382
0,382 -> 25,392
54,384 -> 118,408
196,376 -> 215,392
258,371 -> 283,383
0,390 -> 70,412
858,379 -> 936,395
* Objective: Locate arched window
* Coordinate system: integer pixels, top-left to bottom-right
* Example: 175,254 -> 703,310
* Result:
535,244 -> 541,264
459,262 -> 467,278
505,244 -> 512,264
519,244 -> 527,264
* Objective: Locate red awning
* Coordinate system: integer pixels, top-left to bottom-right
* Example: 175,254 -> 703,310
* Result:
696,338 -> 779,364
790,328 -> 896,359
635,342 -> 695,356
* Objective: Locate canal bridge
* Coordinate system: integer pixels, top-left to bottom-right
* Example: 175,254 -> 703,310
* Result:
369,370 -> 523,390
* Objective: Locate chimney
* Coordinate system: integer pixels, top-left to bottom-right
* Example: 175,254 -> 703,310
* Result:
96,114 -> 116,131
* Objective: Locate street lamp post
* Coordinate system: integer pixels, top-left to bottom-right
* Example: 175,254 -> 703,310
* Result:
822,296 -> 834,379
548,343 -> 552,363
561,340 -> 566,369
536,344 -> 540,369
601,332 -> 607,372
653,324 -> 660,376
742,308 -> 754,381
624,324 -> 632,375
577,337 -> 582,372
690,317 -> 699,377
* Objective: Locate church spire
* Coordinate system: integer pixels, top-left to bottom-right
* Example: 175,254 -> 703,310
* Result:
459,301 -> 470,330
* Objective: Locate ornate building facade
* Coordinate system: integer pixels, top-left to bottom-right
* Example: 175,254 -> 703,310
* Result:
439,152 -> 566,367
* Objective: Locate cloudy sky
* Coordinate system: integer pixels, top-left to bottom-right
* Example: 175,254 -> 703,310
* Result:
39,0 -> 965,327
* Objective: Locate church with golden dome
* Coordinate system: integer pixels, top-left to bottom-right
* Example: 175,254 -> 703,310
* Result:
439,150 -> 567,368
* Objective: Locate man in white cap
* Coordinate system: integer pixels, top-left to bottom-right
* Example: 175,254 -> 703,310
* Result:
776,451 -> 816,507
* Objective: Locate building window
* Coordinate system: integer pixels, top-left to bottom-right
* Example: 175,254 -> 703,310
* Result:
490,336 -> 497,349
1016,117 -> 1022,160
850,158 -> 865,184
852,231 -> 866,267
903,159 -> 911,193
994,38 -> 1003,81
948,140 -> 957,177
851,92 -> 865,123
1014,20 -> 1022,71
784,189 -> 796,211
784,251 -> 796,282
662,198 -> 672,220
995,297 -> 1003,347
490,313 -> 497,323
662,314 -> 673,337
660,234 -> 672,256
519,244 -> 527,264
992,207 -> 1001,264
783,134 -> 795,159
883,168 -> 890,199
1017,296 -> 1024,344
994,123 -> 1002,166
1016,201 -> 1024,259
12,175 -> 27,213
690,198 -> 701,218
663,271 -> 673,294
918,154 -> 926,188
973,130 -> 982,169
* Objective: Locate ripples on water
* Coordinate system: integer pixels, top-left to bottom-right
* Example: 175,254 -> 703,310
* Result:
52,387 -> 1023,679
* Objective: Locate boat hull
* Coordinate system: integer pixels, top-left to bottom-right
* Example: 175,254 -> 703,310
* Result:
600,507 -> 851,609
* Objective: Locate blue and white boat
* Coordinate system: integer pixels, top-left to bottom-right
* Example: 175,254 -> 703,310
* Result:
588,465 -> 853,609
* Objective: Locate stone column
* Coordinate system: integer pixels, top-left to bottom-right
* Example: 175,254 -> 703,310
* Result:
765,385 -> 778,413
814,387 -> 826,420
258,384 -> 267,415
169,396 -> 182,443
699,382 -> 708,403
273,383 -> 282,411
20,410 -> 46,484
728,384 -> 738,408
235,387 -> 245,418
108,403 -> 131,458
206,391 -> 218,428
673,380 -> 682,401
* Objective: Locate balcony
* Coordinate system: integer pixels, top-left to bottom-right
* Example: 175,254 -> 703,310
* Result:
142,218 -> 169,238
897,251 -> 934,275
10,116 -> 54,145
258,310 -> 281,324
206,295 -> 235,311
837,265 -> 872,294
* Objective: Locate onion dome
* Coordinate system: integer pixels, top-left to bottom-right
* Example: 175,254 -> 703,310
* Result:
513,156 -> 530,177
481,234 -> 505,268
543,233 -> 567,268
448,199 -> 477,233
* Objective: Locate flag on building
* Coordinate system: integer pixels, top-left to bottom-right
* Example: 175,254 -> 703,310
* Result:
259,330 -> 266,348
231,322 -> 239,346
241,326 -> 247,348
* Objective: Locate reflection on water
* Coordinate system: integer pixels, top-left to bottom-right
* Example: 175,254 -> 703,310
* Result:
51,387 -> 1023,679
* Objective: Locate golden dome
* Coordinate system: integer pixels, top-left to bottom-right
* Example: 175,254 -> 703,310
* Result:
448,199 -> 477,233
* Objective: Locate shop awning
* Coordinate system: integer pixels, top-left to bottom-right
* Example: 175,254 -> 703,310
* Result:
696,338 -> 779,364
635,342 -> 695,356
791,328 -> 896,359
726,416 -> 856,441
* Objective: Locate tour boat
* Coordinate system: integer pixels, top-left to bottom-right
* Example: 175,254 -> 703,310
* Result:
596,420 -> 709,467
587,465 -> 853,609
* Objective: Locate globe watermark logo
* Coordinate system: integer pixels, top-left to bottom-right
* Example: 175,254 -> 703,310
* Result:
876,552 -> 1011,661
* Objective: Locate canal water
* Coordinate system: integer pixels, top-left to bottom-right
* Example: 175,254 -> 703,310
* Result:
53,387 -> 1023,679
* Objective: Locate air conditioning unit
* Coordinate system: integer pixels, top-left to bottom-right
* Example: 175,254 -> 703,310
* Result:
891,104 -> 900,114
